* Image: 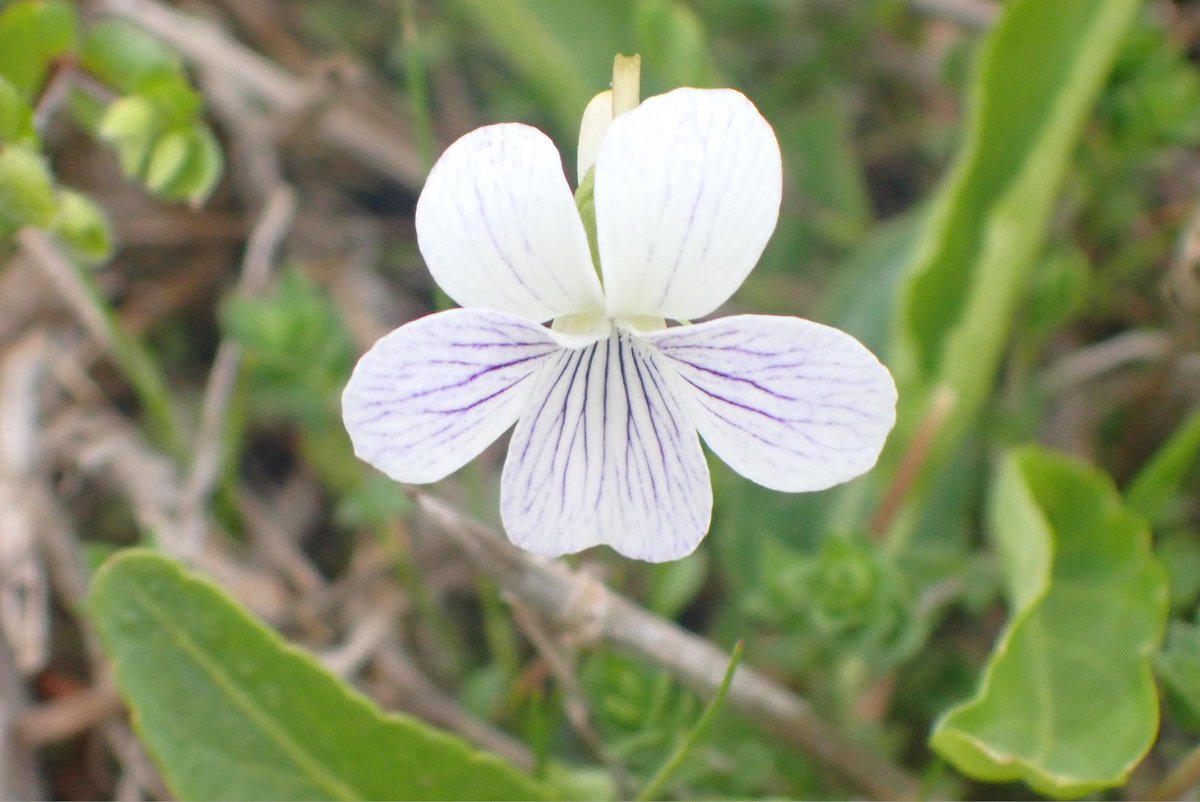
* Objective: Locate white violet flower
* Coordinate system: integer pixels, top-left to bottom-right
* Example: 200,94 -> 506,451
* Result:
342,86 -> 897,562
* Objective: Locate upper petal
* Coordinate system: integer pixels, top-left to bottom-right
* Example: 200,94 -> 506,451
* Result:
415,124 -> 604,322
342,308 -> 563,484
644,315 -> 897,492
501,330 -> 712,562
594,88 -> 782,320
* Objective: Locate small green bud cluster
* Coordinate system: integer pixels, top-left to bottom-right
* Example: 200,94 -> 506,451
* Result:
0,1 -> 226,262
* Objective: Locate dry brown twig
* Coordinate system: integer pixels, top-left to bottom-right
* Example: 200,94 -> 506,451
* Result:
0,633 -> 44,797
412,492 -> 922,801
320,589 -> 408,678
0,336 -> 52,678
0,636 -> 45,801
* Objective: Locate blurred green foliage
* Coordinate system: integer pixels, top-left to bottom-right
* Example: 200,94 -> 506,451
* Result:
222,268 -> 408,529
0,0 -> 221,260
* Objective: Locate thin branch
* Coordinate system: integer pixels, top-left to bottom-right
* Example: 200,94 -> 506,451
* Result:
319,591 -> 406,678
412,492 -> 922,801
374,646 -> 538,773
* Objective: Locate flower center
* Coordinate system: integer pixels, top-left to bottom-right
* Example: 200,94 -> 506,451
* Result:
551,313 -> 612,341
615,316 -> 667,335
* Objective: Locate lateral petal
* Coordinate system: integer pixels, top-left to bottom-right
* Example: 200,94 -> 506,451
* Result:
501,330 -> 712,562
644,315 -> 897,492
594,88 -> 782,320
416,124 -> 604,322
342,308 -> 563,484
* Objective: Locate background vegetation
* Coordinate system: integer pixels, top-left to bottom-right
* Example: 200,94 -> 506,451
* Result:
1,0 -> 1199,799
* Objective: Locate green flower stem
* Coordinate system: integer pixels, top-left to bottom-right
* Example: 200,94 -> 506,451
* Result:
635,640 -> 744,802
573,167 -> 600,276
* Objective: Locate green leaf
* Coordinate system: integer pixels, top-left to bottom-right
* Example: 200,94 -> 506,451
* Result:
1126,407 -> 1200,522
0,0 -> 76,99
931,446 -> 1168,798
0,74 -> 34,143
82,20 -> 202,127
98,95 -> 162,176
889,0 -> 1140,487
80,19 -> 184,95
156,124 -> 223,205
143,127 -> 194,193
0,142 -> 56,228
112,120 -> 222,206
51,189 -> 112,263
89,550 -> 550,802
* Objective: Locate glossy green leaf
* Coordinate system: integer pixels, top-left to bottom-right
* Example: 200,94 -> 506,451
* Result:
889,0 -> 1140,484
931,446 -> 1168,798
0,0 -> 76,99
1126,407 -> 1200,522
0,142 -> 55,228
89,550 -> 550,802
